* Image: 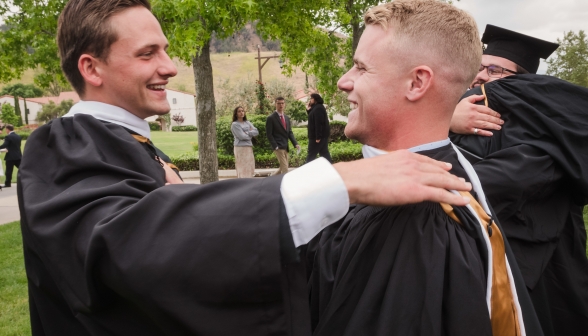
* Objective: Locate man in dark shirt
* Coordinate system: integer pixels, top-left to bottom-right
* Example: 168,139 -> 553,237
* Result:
266,96 -> 300,175
306,93 -> 332,163
0,124 -> 22,188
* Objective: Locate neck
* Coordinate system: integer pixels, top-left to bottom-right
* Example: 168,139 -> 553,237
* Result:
369,106 -> 452,152
82,90 -> 148,119
238,117 -> 244,122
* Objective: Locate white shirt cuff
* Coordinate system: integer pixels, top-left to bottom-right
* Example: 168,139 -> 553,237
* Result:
280,158 -> 350,247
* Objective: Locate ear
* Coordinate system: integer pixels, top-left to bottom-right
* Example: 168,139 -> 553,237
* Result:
78,54 -> 104,89
406,66 -> 433,102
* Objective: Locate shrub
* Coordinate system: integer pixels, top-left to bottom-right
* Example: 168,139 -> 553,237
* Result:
148,122 -> 161,131
0,131 -> 31,140
287,100 -> 308,123
329,121 -> 348,143
291,128 -> 308,141
170,140 -> 362,171
0,103 -> 19,126
36,100 -> 74,124
172,125 -> 197,132
217,115 -> 273,156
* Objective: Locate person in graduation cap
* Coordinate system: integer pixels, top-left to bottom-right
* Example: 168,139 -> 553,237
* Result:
305,2 -> 543,336
449,25 -> 588,336
17,0 -> 475,335
449,24 -> 559,136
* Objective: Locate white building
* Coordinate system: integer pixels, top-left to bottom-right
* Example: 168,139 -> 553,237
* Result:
145,89 -> 197,130
0,89 -> 196,128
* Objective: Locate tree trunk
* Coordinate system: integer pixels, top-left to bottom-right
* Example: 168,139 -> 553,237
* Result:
193,39 -> 219,184
351,21 -> 364,55
24,98 -> 28,124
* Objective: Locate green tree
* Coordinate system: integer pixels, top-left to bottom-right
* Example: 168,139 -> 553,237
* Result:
0,0 -> 70,95
0,84 -> 44,124
36,99 -> 74,124
152,0 -> 327,183
0,103 -> 19,126
547,30 -> 588,88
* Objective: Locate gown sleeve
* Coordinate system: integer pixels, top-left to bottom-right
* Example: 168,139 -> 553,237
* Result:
19,115 -> 300,335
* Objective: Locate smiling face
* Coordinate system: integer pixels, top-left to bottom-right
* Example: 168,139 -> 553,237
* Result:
86,6 -> 177,119
470,54 -> 518,88
338,24 -> 406,146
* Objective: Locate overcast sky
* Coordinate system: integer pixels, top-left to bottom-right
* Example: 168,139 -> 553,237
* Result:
453,0 -> 588,73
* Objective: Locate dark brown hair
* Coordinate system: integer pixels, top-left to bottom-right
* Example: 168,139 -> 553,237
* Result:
275,96 -> 285,102
57,0 -> 152,95
232,106 -> 247,122
6,124 -> 14,131
310,93 -> 324,105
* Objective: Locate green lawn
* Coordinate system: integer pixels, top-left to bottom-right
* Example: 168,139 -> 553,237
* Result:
150,131 -> 198,157
0,222 -> 30,336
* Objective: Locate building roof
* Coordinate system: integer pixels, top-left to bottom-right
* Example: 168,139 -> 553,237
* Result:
1,88 -> 193,106
27,91 -> 81,105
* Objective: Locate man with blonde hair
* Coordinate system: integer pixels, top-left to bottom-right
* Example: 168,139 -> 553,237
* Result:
306,1 -> 542,335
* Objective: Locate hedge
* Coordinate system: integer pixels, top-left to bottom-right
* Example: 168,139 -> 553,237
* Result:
148,122 -> 161,131
0,131 -> 31,140
171,140 -> 362,171
172,125 -> 197,132
217,116 -> 349,156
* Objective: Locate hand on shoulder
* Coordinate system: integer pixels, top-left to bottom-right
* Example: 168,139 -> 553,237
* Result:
334,150 -> 471,207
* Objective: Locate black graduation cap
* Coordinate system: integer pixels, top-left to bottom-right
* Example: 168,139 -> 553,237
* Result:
482,25 -> 559,74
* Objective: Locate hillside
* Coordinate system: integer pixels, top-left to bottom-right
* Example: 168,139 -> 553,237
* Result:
168,52 -> 308,96
0,52 -> 308,99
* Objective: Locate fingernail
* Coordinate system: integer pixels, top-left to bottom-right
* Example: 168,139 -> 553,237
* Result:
459,177 -> 465,182
463,197 -> 470,203
500,120 -> 504,124
445,162 -> 452,168
466,182 -> 472,189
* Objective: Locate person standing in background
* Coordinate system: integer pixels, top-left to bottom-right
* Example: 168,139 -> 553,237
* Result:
0,124 -> 22,188
266,97 -> 299,175
231,106 -> 258,178
306,93 -> 331,163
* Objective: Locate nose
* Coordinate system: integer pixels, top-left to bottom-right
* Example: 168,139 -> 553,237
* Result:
159,50 -> 178,79
471,69 -> 488,87
337,68 -> 354,93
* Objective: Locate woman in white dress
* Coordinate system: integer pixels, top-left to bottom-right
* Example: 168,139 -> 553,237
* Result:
230,107 -> 258,178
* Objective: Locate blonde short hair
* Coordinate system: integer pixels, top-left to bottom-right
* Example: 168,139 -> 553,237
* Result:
365,0 -> 481,96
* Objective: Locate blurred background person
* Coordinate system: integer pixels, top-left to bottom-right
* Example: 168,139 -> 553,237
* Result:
0,124 -> 22,188
306,93 -> 332,163
266,97 -> 299,175
231,106 -> 258,178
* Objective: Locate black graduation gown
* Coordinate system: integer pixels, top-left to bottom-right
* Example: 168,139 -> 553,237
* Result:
305,144 -> 542,336
18,114 -> 310,336
450,74 -> 588,336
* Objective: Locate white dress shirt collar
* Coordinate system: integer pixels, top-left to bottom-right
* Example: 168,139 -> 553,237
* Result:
362,138 -> 451,158
63,101 -> 151,139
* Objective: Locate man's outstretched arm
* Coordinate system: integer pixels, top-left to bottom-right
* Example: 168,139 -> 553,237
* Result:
279,151 -> 471,246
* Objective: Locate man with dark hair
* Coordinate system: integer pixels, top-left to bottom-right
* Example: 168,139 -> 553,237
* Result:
266,96 -> 300,175
450,25 -> 559,136
0,124 -> 22,188
449,25 -> 588,336
17,0 -> 473,335
305,93 -> 331,163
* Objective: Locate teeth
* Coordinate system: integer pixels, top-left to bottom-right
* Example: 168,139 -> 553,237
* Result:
350,102 -> 358,110
148,84 -> 166,90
